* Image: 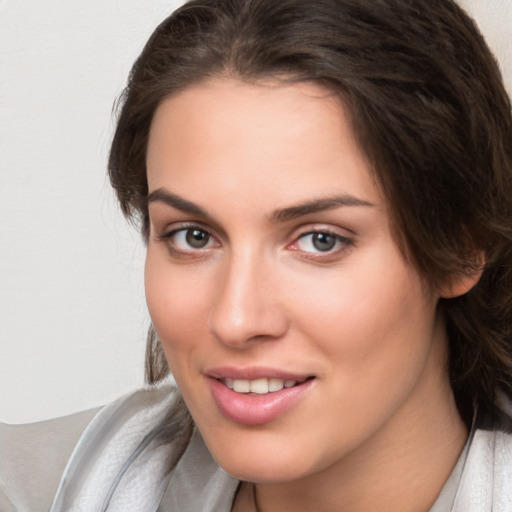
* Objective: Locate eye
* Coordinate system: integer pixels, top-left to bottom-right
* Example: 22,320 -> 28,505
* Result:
156,225 -> 220,257
293,230 -> 351,255
170,227 -> 216,250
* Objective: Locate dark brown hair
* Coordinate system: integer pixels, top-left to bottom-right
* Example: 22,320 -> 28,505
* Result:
109,0 -> 512,427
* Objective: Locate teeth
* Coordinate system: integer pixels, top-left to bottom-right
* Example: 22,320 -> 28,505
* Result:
269,378 -> 284,392
233,379 -> 250,393
224,378 -> 299,394
250,378 -> 269,394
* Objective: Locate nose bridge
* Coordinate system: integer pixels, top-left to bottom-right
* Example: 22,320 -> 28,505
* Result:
208,244 -> 285,347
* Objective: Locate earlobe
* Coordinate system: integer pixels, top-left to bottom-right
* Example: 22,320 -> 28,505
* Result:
438,259 -> 485,299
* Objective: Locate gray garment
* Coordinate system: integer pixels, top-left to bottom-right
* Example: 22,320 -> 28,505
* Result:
158,430 -> 238,512
0,408 -> 99,512
1,382 -> 511,511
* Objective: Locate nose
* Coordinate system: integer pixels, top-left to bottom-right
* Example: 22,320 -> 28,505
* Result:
208,250 -> 288,348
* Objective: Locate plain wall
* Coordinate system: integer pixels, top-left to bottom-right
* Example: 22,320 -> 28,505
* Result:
1,0 -> 511,423
0,0 -> 184,423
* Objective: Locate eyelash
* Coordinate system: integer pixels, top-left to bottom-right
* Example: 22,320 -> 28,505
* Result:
156,223 -> 219,259
156,224 -> 353,260
289,230 -> 353,259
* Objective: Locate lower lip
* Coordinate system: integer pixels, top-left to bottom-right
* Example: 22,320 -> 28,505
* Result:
208,378 -> 314,425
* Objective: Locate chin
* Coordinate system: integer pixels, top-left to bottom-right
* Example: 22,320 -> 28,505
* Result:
219,456 -> 307,484
201,427 -> 319,484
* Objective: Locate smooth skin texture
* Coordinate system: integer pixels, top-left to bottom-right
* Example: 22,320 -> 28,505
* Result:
145,79 -> 473,512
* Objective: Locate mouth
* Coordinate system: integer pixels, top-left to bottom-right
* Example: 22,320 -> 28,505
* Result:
218,376 -> 313,394
207,370 -> 316,425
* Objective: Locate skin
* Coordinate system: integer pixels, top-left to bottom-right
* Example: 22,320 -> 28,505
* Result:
145,78 -> 473,511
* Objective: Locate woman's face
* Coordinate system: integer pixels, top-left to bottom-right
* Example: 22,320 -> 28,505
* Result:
145,78 -> 450,483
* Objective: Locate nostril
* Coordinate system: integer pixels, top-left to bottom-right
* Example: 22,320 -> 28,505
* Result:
208,304 -> 288,348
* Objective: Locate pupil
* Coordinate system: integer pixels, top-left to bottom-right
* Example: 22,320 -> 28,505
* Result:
186,229 -> 209,248
313,233 -> 335,251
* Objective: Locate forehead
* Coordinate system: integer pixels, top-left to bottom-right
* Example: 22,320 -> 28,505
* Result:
146,78 -> 382,209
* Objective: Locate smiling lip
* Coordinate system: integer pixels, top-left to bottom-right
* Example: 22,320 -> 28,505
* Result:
207,367 -> 315,425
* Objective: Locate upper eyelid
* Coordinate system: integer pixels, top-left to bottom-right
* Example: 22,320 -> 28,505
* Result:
148,207 -> 228,240
288,222 -> 355,240
297,227 -> 350,237
292,230 -> 352,247
153,219 -> 354,245
289,224 -> 354,247
155,221 -> 215,238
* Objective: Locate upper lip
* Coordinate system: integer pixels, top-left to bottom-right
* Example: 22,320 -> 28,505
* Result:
206,366 -> 313,382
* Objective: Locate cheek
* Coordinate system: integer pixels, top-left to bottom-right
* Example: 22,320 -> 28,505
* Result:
144,249 -> 211,359
293,252 -> 436,380
301,261 -> 419,326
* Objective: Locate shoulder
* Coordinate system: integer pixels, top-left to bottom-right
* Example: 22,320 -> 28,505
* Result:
1,383 -> 235,511
49,381 -> 193,511
453,399 -> 512,511
0,380 -> 184,512
453,426 -> 512,511
0,407 -> 99,512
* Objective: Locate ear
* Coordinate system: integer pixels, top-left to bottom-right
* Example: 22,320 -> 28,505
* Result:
438,256 -> 485,299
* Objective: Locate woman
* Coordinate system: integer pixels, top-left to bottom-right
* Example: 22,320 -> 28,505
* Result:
3,0 -> 512,510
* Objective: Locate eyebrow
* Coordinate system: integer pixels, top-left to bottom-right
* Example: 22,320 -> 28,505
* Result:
147,188 -> 374,223
270,195 -> 374,223
147,188 -> 212,219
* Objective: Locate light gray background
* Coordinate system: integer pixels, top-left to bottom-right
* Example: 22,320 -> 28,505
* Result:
1,0 -> 511,423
